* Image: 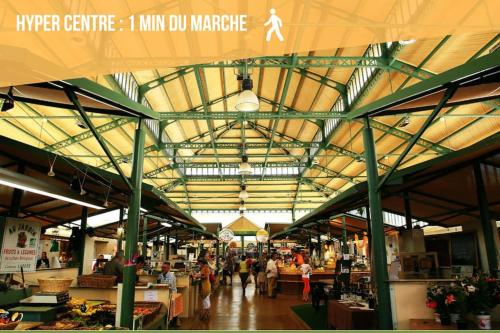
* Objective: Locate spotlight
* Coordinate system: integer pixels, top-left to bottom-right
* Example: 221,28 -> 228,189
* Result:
80,188 -> 87,196
399,115 -> 410,128
1,87 -> 14,112
47,165 -> 55,177
76,119 -> 88,129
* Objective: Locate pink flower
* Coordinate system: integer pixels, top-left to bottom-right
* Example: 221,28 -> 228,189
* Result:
445,294 -> 456,305
426,299 -> 438,309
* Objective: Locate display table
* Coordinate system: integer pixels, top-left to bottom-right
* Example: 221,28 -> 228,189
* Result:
277,270 -> 334,295
327,300 -> 375,329
409,319 -> 457,330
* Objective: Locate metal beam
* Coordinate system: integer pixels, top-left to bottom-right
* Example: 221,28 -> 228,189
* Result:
157,111 -> 344,120
194,66 -> 223,178
65,88 -> 133,190
378,85 -> 458,189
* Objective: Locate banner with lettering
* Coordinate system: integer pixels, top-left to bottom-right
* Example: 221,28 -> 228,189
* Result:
0,218 -> 41,273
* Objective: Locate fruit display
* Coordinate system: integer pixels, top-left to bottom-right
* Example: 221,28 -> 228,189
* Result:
71,303 -> 97,317
0,309 -> 23,329
39,320 -> 81,330
68,297 -> 87,308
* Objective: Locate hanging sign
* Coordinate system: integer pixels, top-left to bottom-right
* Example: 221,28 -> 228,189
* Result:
256,229 -> 269,243
218,228 -> 234,243
0,218 -> 41,273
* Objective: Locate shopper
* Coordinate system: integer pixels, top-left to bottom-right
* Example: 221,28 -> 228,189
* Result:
36,251 -> 50,269
223,250 -> 234,286
254,256 -> 267,295
199,259 -> 212,321
300,257 -> 313,302
158,262 -> 180,327
103,251 -> 124,283
266,254 -> 278,298
238,254 -> 250,295
292,248 -> 304,267
157,262 -> 176,292
93,254 -> 105,272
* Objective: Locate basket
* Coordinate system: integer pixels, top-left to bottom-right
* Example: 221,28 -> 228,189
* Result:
0,321 -> 21,330
78,275 -> 116,288
134,302 -> 162,325
38,278 -> 73,293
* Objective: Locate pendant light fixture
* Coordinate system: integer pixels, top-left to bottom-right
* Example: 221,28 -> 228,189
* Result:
235,60 -> 259,112
239,184 -> 249,200
239,200 -> 246,212
238,155 -> 252,175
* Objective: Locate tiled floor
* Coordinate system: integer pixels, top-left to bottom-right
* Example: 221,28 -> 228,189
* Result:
179,275 -> 309,330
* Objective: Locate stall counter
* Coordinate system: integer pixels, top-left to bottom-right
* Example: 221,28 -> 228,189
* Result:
277,269 -> 335,294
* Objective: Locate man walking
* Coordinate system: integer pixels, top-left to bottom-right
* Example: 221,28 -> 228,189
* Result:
266,253 -> 278,298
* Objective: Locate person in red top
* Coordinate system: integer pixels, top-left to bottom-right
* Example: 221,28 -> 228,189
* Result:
292,249 -> 304,267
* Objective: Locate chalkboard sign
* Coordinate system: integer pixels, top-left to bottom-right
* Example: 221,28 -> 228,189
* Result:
335,259 -> 352,287
451,233 -> 477,266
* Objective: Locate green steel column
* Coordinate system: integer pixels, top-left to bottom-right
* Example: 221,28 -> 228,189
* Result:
142,217 -> 148,257
120,119 -> 146,329
117,207 -> 124,252
473,162 -> 499,277
215,240 -> 220,270
78,207 -> 88,276
403,191 -> 413,229
267,239 -> 271,254
222,242 -> 226,257
240,236 -> 244,255
342,215 -> 348,254
166,231 -> 170,261
317,227 -> 322,260
363,117 -> 392,329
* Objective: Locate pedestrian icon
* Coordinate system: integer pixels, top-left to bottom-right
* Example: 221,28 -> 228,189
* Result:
264,8 -> 284,42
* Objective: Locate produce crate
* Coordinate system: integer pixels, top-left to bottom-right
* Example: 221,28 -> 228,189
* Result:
134,302 -> 162,325
77,275 -> 116,288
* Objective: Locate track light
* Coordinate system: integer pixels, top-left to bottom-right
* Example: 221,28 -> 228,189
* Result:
1,87 -> 14,112
239,200 -> 246,212
399,115 -> 410,128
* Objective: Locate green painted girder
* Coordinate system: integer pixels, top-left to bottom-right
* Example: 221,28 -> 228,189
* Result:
161,141 -> 321,149
157,111 -> 345,120
62,78 -> 158,119
65,88 -> 133,190
138,67 -> 194,96
389,59 -> 435,81
347,51 -> 500,119
174,200 -> 326,205
360,119 -> 452,155
311,164 -> 358,184
45,118 -> 134,152
99,144 -> 157,170
151,161 -> 309,170
326,144 -> 391,171
181,56 -> 387,69
194,66 -> 223,177
159,178 -> 184,192
168,189 -> 322,194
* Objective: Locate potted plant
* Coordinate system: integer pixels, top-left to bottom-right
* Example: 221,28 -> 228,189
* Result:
463,274 -> 499,330
447,282 -> 467,325
426,283 -> 446,323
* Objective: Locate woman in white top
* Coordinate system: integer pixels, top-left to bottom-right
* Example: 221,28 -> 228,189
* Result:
300,257 -> 313,302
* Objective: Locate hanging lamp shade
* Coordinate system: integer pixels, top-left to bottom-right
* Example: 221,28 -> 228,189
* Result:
239,189 -> 249,200
235,90 -> 259,112
239,200 -> 247,211
238,156 -> 252,175
235,78 -> 259,112
239,185 -> 249,200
